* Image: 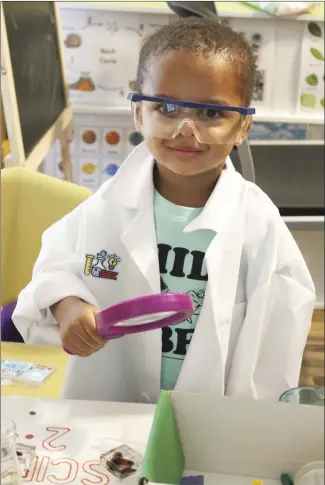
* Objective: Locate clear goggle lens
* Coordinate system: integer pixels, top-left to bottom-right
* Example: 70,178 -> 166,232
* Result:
131,99 -> 252,145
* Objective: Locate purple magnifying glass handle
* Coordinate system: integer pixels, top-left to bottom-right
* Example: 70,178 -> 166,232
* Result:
64,293 -> 194,355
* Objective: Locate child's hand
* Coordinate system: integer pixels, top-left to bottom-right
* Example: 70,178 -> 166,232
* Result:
51,297 -> 106,357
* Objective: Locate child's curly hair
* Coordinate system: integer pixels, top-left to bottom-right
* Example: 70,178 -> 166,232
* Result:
136,17 -> 257,106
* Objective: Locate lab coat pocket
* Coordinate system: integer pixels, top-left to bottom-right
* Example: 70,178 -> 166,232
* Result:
225,301 -> 247,383
250,273 -> 316,395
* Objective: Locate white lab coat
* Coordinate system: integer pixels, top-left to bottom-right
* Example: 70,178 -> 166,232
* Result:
13,143 -> 316,403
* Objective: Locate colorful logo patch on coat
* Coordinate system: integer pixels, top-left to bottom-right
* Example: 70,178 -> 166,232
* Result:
84,251 -> 121,280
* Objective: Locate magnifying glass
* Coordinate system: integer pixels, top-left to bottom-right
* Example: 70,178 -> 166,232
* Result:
64,293 -> 194,355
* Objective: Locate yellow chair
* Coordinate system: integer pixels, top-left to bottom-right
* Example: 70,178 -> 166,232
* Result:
1,167 -> 92,306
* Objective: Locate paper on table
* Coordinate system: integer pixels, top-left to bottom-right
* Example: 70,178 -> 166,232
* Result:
139,391 -> 184,484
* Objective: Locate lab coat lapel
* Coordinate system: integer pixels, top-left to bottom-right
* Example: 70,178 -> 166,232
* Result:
107,144 -> 162,402
109,144 -> 161,294
176,162 -> 248,394
121,197 -> 160,294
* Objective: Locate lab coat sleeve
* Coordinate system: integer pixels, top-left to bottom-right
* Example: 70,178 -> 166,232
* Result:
228,214 -> 316,399
12,201 -> 100,346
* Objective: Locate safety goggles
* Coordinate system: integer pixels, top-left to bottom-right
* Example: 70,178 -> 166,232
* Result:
128,93 -> 255,145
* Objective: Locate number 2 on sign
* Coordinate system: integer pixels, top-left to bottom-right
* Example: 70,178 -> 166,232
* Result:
42,427 -> 71,451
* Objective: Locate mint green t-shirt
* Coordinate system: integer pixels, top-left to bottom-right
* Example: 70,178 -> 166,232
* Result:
153,190 -> 215,391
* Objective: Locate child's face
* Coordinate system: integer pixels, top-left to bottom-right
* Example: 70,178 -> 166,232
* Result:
137,50 -> 251,177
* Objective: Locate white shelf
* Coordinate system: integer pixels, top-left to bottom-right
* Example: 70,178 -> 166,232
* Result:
283,216 -> 324,230
71,104 -> 325,125
59,2 -> 324,21
59,2 -> 172,15
254,111 -> 324,125
72,105 -> 130,115
250,140 -> 324,146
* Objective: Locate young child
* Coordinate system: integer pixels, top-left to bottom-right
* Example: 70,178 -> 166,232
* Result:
13,18 -> 315,403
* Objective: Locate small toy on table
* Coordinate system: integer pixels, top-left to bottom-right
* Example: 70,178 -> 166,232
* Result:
1,359 -> 55,386
100,444 -> 143,480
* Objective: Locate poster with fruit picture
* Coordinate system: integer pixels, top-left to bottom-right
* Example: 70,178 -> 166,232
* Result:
60,8 -> 171,107
43,117 -> 144,190
298,21 -> 325,113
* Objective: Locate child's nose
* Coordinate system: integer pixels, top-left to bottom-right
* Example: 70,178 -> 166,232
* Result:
173,118 -> 197,138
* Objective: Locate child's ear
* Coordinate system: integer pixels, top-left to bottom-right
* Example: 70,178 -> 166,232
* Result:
134,103 -> 143,132
234,116 -> 252,146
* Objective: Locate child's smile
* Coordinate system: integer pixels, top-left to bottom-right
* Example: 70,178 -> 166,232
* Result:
165,139 -> 205,158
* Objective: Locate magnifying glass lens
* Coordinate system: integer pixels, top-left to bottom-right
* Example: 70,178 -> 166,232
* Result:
115,311 -> 177,326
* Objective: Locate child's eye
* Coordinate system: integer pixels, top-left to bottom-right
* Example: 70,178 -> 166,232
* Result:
197,108 -> 222,121
156,103 -> 179,115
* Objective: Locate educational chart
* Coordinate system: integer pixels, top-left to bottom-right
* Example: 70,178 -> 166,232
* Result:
60,8 -> 171,107
43,116 -> 143,190
60,9 -> 276,109
226,17 -> 276,108
298,21 -> 325,113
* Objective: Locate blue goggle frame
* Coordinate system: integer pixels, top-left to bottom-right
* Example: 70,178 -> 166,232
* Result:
127,93 -> 256,116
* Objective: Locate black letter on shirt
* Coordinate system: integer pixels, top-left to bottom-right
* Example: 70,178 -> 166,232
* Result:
162,327 -> 174,353
158,244 -> 171,274
170,247 -> 190,278
187,250 -> 208,281
173,329 -> 194,356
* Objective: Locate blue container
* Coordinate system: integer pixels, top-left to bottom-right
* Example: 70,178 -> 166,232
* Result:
279,386 -> 324,406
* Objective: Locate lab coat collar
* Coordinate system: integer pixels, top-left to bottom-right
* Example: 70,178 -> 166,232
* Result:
103,142 -> 245,233
105,143 -> 155,210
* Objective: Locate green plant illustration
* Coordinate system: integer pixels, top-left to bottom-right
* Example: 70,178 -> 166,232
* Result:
308,22 -> 322,37
310,47 -> 324,61
306,73 -> 318,86
300,93 -> 317,108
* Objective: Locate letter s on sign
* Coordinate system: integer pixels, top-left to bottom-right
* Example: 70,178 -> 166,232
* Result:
82,461 -> 110,485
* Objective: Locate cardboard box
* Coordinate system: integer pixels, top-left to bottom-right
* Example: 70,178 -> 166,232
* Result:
139,391 -> 324,485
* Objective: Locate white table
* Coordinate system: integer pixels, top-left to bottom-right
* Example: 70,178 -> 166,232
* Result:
2,396 -> 284,485
2,396 -> 155,484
